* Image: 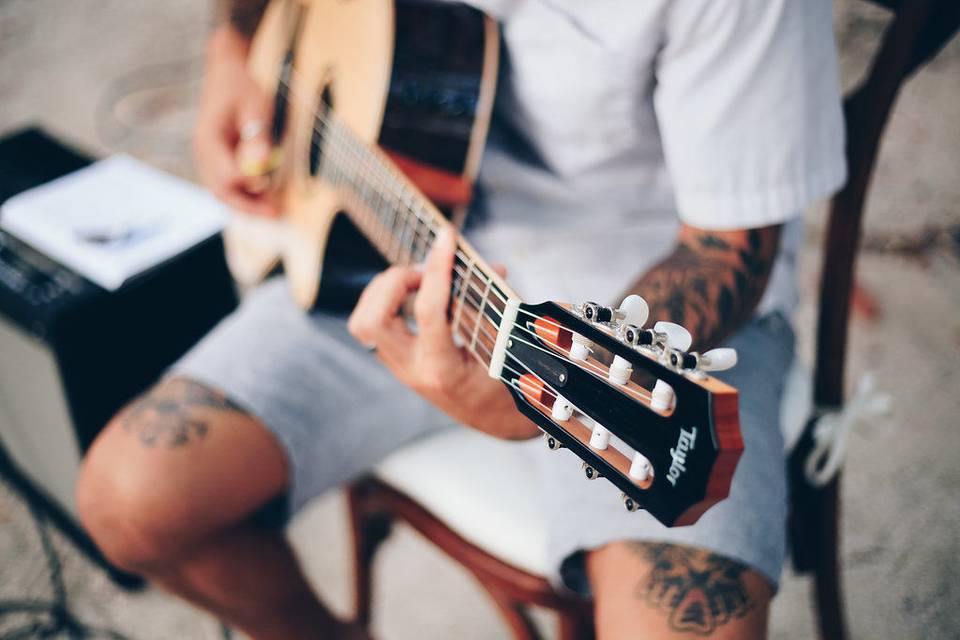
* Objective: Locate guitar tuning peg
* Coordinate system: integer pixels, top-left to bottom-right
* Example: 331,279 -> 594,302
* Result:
570,334 -> 592,361
608,355 -> 632,385
648,323 -> 689,413
698,348 -> 738,372
582,461 -> 600,480
650,379 -> 676,412
617,295 -> 649,328
653,321 -> 692,351
629,452 -> 653,483
543,433 -> 563,451
581,301 -> 614,324
551,395 -> 574,421
589,421 -> 611,450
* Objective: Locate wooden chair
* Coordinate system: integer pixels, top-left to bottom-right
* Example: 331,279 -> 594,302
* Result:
788,2 -> 959,640
348,3 -> 960,638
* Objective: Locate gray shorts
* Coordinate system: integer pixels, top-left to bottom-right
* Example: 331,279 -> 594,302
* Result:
172,276 -> 793,591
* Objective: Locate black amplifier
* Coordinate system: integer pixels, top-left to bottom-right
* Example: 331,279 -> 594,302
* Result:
0,127 -> 237,516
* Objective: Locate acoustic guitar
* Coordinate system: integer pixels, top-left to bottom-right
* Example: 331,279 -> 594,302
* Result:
224,0 -> 744,526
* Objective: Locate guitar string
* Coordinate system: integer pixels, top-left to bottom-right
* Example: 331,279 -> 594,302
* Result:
276,69 -> 652,348
444,288 -> 654,462
274,77 -> 505,356
269,77 -> 650,415
276,70 -> 618,349
317,114 -> 662,404
290,100 -> 508,359
450,264 -> 656,405
271,73 -> 667,404
273,72 -> 526,356
274,73 -> 507,292
318,115 -> 632,357
448,262 -> 652,391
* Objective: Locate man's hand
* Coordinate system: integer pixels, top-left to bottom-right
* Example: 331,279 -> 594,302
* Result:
347,227 -> 539,440
194,25 -> 279,217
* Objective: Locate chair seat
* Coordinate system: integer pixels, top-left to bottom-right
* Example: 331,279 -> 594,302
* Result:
374,429 -> 551,577
374,359 -> 811,580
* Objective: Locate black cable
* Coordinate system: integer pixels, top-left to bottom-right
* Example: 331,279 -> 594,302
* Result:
0,472 -> 132,639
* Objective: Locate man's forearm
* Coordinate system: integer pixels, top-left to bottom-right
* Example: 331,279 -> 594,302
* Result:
216,0 -> 269,39
625,224 -> 781,351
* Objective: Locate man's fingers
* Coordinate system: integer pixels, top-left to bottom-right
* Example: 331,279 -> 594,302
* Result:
414,226 -> 457,342
220,188 -> 280,218
236,90 -> 277,179
347,266 -> 422,351
195,119 -> 239,191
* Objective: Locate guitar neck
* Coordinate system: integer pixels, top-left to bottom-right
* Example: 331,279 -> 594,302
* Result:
318,112 -> 515,369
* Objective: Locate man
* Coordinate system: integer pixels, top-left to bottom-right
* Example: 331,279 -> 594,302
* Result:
77,0 -> 846,638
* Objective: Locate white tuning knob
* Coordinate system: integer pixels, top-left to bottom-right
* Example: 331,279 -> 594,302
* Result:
699,348 -> 738,372
589,421 -> 611,450
650,379 -> 675,412
618,295 -> 649,328
570,334 -> 592,361
608,355 -> 632,385
551,396 -> 574,421
653,321 -> 692,351
629,452 -> 653,482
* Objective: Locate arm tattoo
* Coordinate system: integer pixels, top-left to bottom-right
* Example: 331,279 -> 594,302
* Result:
217,0 -> 269,39
627,225 -> 781,351
120,378 -> 247,449
629,542 -> 753,636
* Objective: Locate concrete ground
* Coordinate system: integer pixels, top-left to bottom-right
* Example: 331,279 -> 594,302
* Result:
1,1 -> 958,638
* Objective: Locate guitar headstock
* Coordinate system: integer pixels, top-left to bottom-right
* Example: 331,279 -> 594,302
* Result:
493,296 -> 743,527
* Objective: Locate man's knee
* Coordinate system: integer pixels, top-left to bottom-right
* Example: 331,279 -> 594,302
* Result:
77,418 -> 187,573
587,541 -> 773,639
76,378 -> 288,574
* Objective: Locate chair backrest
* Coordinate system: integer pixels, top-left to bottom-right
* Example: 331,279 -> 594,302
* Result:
792,4 -> 958,639
814,0 -> 960,409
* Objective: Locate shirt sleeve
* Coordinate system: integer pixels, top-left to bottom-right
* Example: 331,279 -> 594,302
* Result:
654,0 -> 847,230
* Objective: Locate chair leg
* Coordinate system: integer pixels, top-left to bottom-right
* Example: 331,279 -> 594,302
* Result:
813,476 -> 849,640
487,592 -> 542,640
558,608 -> 595,640
347,483 -> 393,629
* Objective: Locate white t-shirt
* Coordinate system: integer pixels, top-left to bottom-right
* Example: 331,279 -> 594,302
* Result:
461,0 -> 847,317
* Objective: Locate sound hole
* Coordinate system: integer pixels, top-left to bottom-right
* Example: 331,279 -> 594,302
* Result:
309,84 -> 333,178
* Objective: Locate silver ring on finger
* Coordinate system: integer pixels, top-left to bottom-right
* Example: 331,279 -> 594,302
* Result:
240,120 -> 265,142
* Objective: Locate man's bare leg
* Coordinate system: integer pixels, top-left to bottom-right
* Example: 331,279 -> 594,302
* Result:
77,378 -> 362,640
587,541 -> 773,639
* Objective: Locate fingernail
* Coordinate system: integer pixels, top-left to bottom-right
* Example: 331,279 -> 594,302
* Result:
239,143 -> 278,177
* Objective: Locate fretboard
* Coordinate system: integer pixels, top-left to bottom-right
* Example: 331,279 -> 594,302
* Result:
317,111 -> 511,369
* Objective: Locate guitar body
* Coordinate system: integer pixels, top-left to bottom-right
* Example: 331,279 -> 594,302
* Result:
224,0 -> 499,310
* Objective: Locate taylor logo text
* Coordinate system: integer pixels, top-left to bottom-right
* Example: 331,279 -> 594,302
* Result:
666,427 -> 697,487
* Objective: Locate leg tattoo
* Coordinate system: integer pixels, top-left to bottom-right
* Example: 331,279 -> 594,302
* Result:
121,378 -> 247,449
628,542 -> 753,636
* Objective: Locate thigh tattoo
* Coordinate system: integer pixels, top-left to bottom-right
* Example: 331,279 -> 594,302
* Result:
628,542 -> 754,636
120,378 -> 247,449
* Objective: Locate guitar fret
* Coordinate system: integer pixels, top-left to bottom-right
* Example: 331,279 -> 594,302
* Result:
469,274 -> 494,354
412,206 -> 427,260
383,179 -> 403,256
397,209 -> 414,264
452,256 -> 474,340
